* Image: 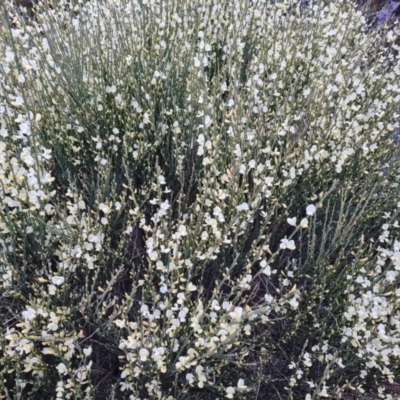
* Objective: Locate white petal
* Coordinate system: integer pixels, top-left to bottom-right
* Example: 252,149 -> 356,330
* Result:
51,276 -> 64,286
287,217 -> 297,226
300,218 -> 309,228
306,204 -> 316,216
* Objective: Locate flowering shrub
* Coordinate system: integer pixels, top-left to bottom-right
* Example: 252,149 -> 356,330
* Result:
1,0 -> 400,398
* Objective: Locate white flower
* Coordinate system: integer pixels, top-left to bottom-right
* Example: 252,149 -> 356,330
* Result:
88,234 -> 100,243
114,319 -> 126,328
280,239 -> 296,250
265,294 -> 274,303
47,312 -> 59,329
230,307 -> 244,322
237,378 -> 247,389
158,175 -> 166,185
262,264 -> 271,276
178,225 -> 188,236
197,133 -> 205,146
289,297 -> 299,310
139,348 -> 149,361
22,154 -> 35,167
236,202 -> 249,211
160,284 -> 168,294
159,200 -> 170,216
226,387 -> 235,398
260,260 -> 271,276
187,283 -> 197,291
22,308 -> 36,321
66,215 -> 75,225
306,204 -> 316,216
99,203 -> 111,214
57,363 -> 68,375
265,177 -> 274,186
186,373 -> 194,384
11,96 -> 24,107
300,218 -> 309,228
83,347 -> 92,357
283,179 -> 292,187
121,368 -> 130,379
287,217 -> 297,226
51,276 -> 65,286
106,85 -> 116,93
336,357 -> 345,368
48,284 -> 57,295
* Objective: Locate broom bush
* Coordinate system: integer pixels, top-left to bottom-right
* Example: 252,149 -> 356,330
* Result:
1,0 -> 400,398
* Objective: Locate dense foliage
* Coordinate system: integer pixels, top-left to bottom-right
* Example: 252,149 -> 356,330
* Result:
1,0 -> 400,398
